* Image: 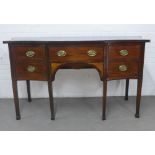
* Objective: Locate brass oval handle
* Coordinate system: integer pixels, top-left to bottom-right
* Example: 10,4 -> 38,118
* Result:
26,51 -> 35,57
57,50 -> 67,57
27,65 -> 36,72
119,50 -> 128,56
119,65 -> 128,72
87,50 -> 97,57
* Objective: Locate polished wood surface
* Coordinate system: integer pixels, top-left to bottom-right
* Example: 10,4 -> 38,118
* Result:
49,45 -> 104,63
11,44 -> 45,61
3,37 -> 150,120
108,61 -> 139,79
3,36 -> 149,42
15,62 -> 47,80
108,43 -> 141,60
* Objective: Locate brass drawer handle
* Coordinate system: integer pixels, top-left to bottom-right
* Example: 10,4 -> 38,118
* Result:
119,50 -> 128,56
57,50 -> 67,57
26,51 -> 35,57
119,65 -> 128,72
87,50 -> 97,57
27,65 -> 36,72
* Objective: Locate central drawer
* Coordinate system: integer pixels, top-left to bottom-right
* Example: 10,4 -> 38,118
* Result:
49,46 -> 104,63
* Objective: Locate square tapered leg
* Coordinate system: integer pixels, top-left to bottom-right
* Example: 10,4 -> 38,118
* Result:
125,79 -> 129,100
48,81 -> 55,120
135,78 -> 143,118
26,80 -> 32,102
102,80 -> 107,120
12,80 -> 21,120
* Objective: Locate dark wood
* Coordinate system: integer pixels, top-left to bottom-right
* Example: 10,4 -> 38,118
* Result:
4,37 -> 150,120
8,44 -> 21,120
108,61 -> 139,78
12,80 -> 21,120
108,43 -> 141,60
26,80 -> 32,102
102,80 -> 107,120
3,36 -> 150,44
48,81 -> 55,120
15,62 -> 47,80
45,43 -> 55,120
11,44 -> 45,61
49,45 -> 103,63
125,79 -> 129,100
135,43 -> 146,118
135,78 -> 143,118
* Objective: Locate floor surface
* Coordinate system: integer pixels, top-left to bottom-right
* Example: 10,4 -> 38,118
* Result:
0,97 -> 155,131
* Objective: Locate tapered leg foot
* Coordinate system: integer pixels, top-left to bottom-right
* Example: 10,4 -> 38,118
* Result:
135,113 -> 140,118
28,98 -> 32,102
16,115 -> 21,120
28,99 -> 32,102
102,80 -> 107,121
51,115 -> 55,120
124,96 -> 128,101
102,115 -> 106,120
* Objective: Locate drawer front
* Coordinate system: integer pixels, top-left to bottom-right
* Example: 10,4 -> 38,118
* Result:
11,45 -> 45,61
108,61 -> 139,78
108,43 -> 142,60
15,62 -> 47,80
49,46 -> 104,62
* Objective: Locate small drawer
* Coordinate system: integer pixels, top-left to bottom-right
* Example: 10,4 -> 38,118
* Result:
15,62 -> 47,80
11,45 -> 45,61
108,61 -> 139,79
108,43 -> 142,60
49,46 -> 104,63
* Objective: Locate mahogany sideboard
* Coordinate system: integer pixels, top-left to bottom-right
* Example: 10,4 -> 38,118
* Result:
3,37 -> 150,120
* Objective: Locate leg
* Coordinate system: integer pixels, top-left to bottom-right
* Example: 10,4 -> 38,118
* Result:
26,80 -> 32,102
12,80 -> 21,120
135,78 -> 143,118
124,79 -> 129,100
48,81 -> 55,120
102,80 -> 107,120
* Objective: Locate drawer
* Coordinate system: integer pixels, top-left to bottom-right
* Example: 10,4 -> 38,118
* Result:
15,62 -> 47,80
108,43 -> 142,60
49,46 -> 103,62
108,61 -> 139,79
11,45 -> 45,61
